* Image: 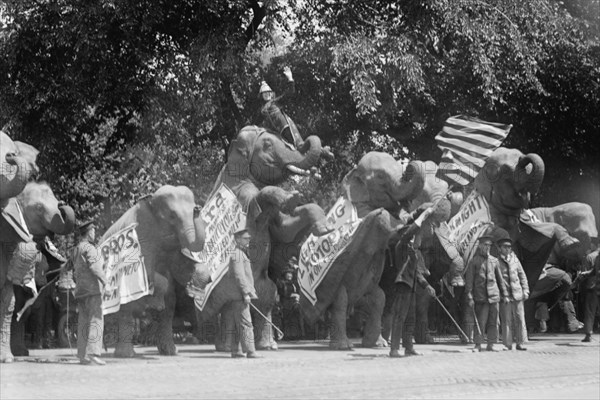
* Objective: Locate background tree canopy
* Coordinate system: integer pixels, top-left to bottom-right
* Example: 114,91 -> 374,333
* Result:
1,0 -> 598,230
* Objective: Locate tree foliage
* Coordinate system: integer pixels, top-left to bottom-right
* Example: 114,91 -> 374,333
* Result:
0,0 -> 598,227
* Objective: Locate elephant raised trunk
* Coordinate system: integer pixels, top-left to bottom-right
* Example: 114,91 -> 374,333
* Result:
0,154 -> 34,201
515,153 -> 545,194
48,204 -> 76,235
284,135 -> 323,174
178,214 -> 206,253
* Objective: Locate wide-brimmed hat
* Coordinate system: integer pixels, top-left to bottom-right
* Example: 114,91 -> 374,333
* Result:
258,81 -> 273,94
76,219 -> 95,231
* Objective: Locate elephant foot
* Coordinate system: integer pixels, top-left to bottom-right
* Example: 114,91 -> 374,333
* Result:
114,344 -> 136,358
329,337 -> 354,350
157,341 -> 178,356
11,347 -> 29,357
215,343 -> 231,352
361,334 -> 388,348
256,340 -> 278,351
0,353 -> 14,363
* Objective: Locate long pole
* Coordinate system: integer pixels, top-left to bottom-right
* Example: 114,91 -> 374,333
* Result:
434,296 -> 469,342
250,303 -> 284,339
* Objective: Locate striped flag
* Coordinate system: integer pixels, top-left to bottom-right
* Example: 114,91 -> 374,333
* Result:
435,115 -> 512,186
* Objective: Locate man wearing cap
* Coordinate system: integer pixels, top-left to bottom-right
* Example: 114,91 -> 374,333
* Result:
578,248 -> 599,342
496,235 -> 529,350
465,231 -> 509,352
72,220 -> 107,365
228,225 -> 261,359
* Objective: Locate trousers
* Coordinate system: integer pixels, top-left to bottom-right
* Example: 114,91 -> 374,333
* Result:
500,300 -> 527,347
474,302 -> 499,346
390,283 -> 416,351
228,300 -> 256,355
77,295 -> 104,359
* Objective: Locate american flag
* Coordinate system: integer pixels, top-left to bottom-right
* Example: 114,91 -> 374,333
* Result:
435,115 -> 512,186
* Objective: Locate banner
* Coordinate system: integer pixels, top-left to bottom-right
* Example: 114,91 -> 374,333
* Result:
298,197 -> 362,305
191,183 -> 245,311
443,190 -> 492,266
101,223 -> 150,315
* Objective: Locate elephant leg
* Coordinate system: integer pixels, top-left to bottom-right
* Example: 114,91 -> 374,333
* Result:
215,305 -> 234,352
114,307 -> 136,358
10,285 -> 30,357
361,285 -> 387,348
0,284 -> 15,363
414,285 -> 433,344
253,307 -> 278,351
155,277 -> 177,356
329,286 -> 352,350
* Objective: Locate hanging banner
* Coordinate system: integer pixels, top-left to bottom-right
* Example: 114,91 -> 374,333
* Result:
190,183 -> 245,311
297,197 -> 362,305
101,223 -> 150,315
443,190 -> 492,266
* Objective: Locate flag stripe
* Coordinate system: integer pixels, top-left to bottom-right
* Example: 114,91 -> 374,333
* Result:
435,115 -> 511,186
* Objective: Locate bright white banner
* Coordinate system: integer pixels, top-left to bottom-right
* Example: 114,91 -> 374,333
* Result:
101,223 -> 150,315
191,183 -> 245,311
298,197 -> 362,305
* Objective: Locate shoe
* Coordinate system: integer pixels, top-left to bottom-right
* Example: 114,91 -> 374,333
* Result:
474,344 -> 482,352
516,345 -> 527,351
582,334 -> 592,343
485,345 -> 498,352
89,356 -> 106,365
79,358 -> 91,365
389,349 -> 401,358
231,353 -> 246,358
504,344 -> 513,351
539,321 -> 547,333
246,352 -> 263,359
404,348 -> 422,357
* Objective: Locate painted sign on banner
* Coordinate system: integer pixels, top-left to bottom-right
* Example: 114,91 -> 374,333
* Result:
191,183 -> 245,311
298,197 -> 362,305
101,223 -> 150,315
444,190 -> 492,265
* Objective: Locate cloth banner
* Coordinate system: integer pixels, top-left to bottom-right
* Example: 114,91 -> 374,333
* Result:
298,197 -> 362,305
101,223 -> 151,315
191,183 -> 245,311
442,190 -> 493,267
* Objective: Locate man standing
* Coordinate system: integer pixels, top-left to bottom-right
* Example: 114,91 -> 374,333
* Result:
496,235 -> 529,350
465,233 -> 509,352
228,226 -> 261,359
579,249 -> 599,342
73,220 -> 107,365
389,220 -> 437,358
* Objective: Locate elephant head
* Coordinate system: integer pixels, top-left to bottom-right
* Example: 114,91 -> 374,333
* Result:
146,185 -> 205,253
224,126 -> 324,187
475,148 -> 545,217
343,152 -> 427,218
0,132 -> 39,204
17,182 -> 75,237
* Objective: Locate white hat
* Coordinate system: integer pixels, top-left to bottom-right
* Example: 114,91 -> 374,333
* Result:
259,81 -> 273,94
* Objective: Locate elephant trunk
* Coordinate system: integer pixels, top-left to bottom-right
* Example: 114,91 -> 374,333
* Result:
285,135 -> 323,172
0,155 -> 34,200
178,214 -> 206,253
48,205 -> 76,235
392,161 -> 426,202
515,153 -> 545,194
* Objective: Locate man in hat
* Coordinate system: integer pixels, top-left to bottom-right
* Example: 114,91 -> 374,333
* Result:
465,231 -> 509,352
496,234 -> 529,350
276,259 -> 304,340
72,219 -> 107,365
577,248 -> 599,342
228,225 -> 261,358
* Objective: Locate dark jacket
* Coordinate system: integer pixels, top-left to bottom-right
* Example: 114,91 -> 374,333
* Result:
498,253 -> 529,301
393,224 -> 430,290
465,252 -> 508,304
73,240 -> 107,299
229,248 -> 257,300
581,250 -> 600,292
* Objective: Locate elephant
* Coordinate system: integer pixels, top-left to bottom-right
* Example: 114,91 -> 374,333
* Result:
1,181 -> 76,362
196,125 -> 329,350
0,131 -> 38,206
99,185 -> 208,357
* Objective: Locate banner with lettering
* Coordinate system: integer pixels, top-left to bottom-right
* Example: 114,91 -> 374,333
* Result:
443,190 -> 492,266
101,223 -> 150,315
298,197 -> 362,305
191,183 -> 245,311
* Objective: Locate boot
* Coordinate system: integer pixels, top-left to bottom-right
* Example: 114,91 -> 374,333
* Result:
582,334 -> 592,343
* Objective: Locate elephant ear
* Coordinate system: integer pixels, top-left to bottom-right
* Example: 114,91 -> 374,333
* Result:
225,126 -> 258,180
342,167 -> 370,203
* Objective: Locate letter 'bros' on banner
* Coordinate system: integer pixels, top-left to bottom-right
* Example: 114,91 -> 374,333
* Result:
100,223 -> 150,315
189,183 -> 245,311
298,197 -> 362,305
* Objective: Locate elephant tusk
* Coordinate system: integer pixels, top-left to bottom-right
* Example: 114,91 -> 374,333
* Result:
286,165 -> 310,176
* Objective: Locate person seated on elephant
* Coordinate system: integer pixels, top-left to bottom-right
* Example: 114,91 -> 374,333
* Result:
496,234 -> 529,351
576,249 -> 599,342
465,233 -> 509,352
529,265 -> 583,333
7,241 -> 42,357
388,219 -> 436,358
73,220 -> 108,366
276,262 -> 304,340
229,225 -> 262,359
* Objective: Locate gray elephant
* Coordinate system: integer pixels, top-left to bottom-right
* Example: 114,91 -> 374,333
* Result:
99,185 -> 208,357
1,182 -> 76,362
0,131 -> 38,205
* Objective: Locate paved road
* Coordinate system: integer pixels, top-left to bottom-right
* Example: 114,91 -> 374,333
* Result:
1,333 -> 599,399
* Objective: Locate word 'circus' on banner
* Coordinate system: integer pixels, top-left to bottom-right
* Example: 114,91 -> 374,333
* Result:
100,223 -> 150,315
298,197 -> 362,305
443,190 -> 492,266
190,183 -> 245,311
